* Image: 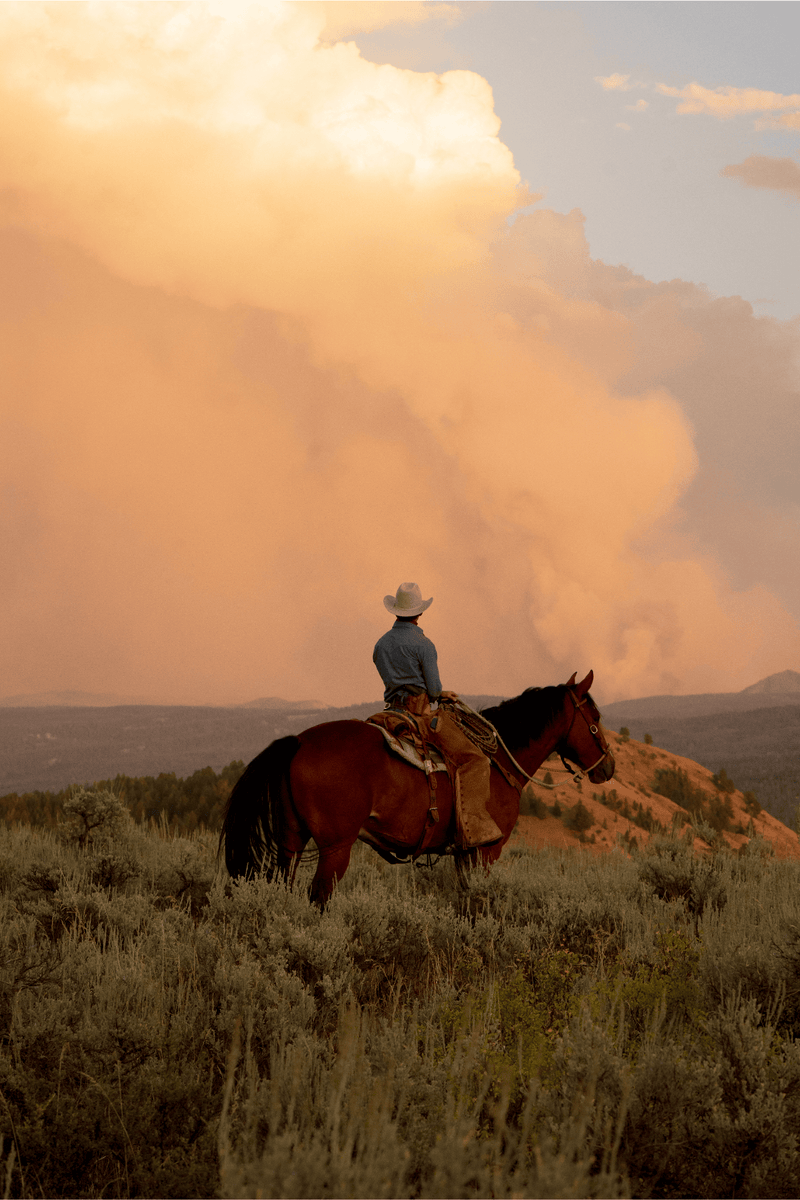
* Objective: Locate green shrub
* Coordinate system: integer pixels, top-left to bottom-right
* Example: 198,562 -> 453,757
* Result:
620,993 -> 800,1198
59,786 -> 133,849
596,789 -> 664,836
653,766 -> 737,835
1,762 -> 245,834
712,766 -> 736,794
652,766 -> 704,812
637,831 -> 728,916
519,786 -> 549,818
563,799 -> 595,833
744,790 -> 762,817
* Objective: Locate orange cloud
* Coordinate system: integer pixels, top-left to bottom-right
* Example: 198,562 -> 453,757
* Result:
722,155 -> 800,199
769,113 -> 800,132
595,74 -> 636,92
657,81 -> 800,120
1,2 -> 798,709
487,209 -> 800,693
317,1 -> 461,42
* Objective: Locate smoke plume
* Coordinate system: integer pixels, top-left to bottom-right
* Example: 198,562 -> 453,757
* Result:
1,2 -> 798,706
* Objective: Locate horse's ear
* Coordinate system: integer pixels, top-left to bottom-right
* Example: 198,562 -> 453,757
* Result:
575,670 -> 593,696
566,672 -> 577,687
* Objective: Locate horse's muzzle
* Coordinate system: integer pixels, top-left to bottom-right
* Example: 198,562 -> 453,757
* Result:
588,752 -> 615,784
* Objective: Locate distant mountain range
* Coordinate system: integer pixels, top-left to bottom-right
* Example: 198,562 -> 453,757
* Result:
4,670 -> 798,716
601,670 -> 800,725
2,672 -> 799,826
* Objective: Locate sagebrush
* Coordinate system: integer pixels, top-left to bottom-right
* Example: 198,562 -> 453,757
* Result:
1,793 -> 800,1197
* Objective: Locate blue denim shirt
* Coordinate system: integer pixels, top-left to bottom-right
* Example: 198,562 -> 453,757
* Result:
373,620 -> 443,702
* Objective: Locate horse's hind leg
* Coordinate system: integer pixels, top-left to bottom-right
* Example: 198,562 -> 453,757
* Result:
309,840 -> 355,908
269,776 -> 311,888
265,842 -> 308,888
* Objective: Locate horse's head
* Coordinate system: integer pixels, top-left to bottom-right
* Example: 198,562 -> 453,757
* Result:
558,671 -> 615,784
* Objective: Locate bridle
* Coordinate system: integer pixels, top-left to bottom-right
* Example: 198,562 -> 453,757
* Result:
558,687 -> 612,780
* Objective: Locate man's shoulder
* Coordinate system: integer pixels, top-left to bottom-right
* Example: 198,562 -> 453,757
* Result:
374,623 -> 429,649
373,626 -> 400,652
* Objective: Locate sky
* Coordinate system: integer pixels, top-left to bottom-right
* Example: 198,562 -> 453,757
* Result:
1,0 -> 799,708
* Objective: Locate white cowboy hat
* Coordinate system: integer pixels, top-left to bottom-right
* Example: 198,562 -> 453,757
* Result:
383,582 -> 433,617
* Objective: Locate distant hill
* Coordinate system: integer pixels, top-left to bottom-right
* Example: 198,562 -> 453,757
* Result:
741,669 -> 800,694
602,690 -> 800,724
0,696 -> 505,795
0,703 -> 364,795
602,669 -> 800,725
234,697 -> 328,710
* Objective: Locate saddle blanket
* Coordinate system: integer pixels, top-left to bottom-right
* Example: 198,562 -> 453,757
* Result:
367,716 -> 448,775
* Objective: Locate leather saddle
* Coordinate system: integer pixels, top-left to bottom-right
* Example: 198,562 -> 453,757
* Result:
366,709 -> 448,775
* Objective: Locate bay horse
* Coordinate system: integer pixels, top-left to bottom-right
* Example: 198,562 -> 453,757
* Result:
219,671 -> 614,905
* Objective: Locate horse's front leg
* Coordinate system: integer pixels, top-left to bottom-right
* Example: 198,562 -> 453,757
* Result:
454,842 -> 503,889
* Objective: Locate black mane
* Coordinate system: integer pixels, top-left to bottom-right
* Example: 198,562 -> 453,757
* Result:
481,686 -> 570,752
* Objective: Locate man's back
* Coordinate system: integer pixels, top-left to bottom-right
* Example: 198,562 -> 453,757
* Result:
372,582 -> 501,847
373,620 -> 442,702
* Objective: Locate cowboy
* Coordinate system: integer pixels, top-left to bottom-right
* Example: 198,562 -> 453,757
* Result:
373,582 -> 502,848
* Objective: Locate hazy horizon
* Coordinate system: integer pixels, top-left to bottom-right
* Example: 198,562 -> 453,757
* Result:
3,667 -> 800,712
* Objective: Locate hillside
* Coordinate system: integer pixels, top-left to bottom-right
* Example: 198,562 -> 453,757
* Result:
515,729 -> 800,862
598,705 -> 800,829
3,719 -> 797,865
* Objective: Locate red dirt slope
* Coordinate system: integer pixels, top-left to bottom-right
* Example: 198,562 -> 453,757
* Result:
512,730 -> 800,860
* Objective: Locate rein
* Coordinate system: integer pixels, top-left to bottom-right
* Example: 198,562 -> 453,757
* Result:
442,685 -> 610,794
558,687 -> 611,780
442,699 -> 533,793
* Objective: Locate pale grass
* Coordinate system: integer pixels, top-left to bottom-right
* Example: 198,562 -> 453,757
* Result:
0,809 -> 799,1196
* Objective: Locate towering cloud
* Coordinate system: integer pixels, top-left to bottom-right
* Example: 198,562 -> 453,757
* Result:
1,2 -> 798,706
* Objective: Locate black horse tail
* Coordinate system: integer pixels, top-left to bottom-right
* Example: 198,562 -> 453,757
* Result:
219,736 -> 301,878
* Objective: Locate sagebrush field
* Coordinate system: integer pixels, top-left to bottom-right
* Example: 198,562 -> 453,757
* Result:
2,786 -> 800,1199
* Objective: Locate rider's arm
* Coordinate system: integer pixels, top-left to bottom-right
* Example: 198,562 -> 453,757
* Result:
418,638 -> 442,700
